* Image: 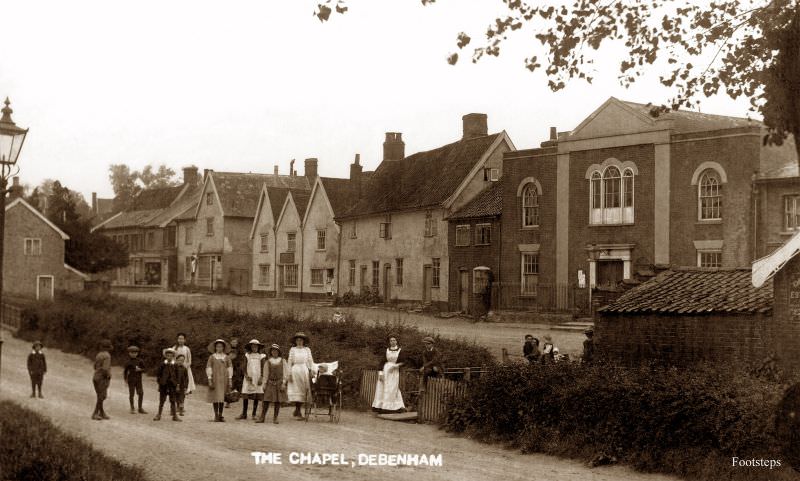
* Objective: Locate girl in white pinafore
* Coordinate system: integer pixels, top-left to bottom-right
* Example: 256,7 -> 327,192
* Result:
372,334 -> 407,412
287,332 -> 314,419
237,339 -> 266,420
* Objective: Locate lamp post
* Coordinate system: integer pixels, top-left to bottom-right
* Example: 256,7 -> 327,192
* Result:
0,97 -> 29,387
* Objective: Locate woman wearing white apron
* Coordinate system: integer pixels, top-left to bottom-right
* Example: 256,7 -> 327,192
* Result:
287,332 -> 314,419
237,339 -> 266,420
372,334 -> 408,412
173,333 -> 196,397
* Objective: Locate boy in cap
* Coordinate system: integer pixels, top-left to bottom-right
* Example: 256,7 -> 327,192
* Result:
123,345 -> 147,414
154,348 -> 181,422
523,335 -> 540,364
419,337 -> 443,391
174,353 -> 190,415
27,341 -> 47,398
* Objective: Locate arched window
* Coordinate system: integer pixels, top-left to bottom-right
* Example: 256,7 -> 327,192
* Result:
603,166 -> 621,209
699,169 -> 722,220
522,184 -> 539,227
587,160 -> 636,225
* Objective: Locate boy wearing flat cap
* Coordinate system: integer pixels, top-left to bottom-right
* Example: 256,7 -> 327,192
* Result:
419,337 -> 443,391
27,341 -> 46,398
123,346 -> 147,414
154,348 -> 181,422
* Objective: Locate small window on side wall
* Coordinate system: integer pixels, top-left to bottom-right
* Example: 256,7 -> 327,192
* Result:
522,183 -> 539,227
698,169 -> 722,220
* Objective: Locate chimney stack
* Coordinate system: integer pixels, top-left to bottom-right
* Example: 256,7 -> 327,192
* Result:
274,165 -> 279,176
383,133 -> 405,161
8,176 -> 22,200
289,159 -> 296,177
182,166 -> 199,185
550,127 -> 557,140
350,153 -> 363,198
304,158 -> 318,179
92,192 -> 98,215
462,113 -> 488,139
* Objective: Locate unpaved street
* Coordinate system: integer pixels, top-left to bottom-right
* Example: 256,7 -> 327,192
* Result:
118,291 -> 586,360
0,330 -> 676,481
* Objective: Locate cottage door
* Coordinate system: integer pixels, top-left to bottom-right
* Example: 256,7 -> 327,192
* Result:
422,266 -> 433,305
383,264 -> 391,304
360,265 -> 367,293
597,260 -> 624,289
37,276 -> 53,301
277,266 -> 285,298
459,270 -> 470,313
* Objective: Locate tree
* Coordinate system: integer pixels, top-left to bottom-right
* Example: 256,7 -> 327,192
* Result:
43,180 -> 128,273
317,0 -> 800,162
26,179 -> 91,220
109,163 -> 179,211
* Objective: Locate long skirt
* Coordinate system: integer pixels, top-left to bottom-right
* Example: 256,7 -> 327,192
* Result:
287,364 -> 311,403
372,363 -> 404,411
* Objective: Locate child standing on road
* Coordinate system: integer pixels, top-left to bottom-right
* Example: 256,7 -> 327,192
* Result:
238,339 -> 265,420
257,344 -> 288,424
123,346 -> 147,414
92,339 -> 113,420
154,348 -> 181,422
175,354 -> 189,416
27,341 -> 46,399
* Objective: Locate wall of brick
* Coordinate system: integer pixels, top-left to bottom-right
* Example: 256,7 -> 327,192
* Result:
447,216 -> 501,314
669,130 -> 761,267
755,177 -> 800,258
770,255 -> 800,372
499,148 -> 558,309
568,144 -> 656,280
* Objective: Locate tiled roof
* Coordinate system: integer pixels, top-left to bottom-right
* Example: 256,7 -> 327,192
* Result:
100,209 -> 163,230
143,184 -> 202,227
757,136 -> 799,180
448,180 -> 503,220
320,177 -> 358,216
267,187 -> 307,222
293,190 -> 311,219
213,172 -> 310,218
130,185 -> 185,211
622,100 -> 760,133
599,268 -> 773,315
340,133 -> 501,218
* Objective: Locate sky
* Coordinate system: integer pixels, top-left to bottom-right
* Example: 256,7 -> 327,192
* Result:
0,0 -> 755,202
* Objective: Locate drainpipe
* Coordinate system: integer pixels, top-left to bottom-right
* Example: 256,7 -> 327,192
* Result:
336,220 -> 342,299
752,172 -> 759,261
299,230 -> 304,301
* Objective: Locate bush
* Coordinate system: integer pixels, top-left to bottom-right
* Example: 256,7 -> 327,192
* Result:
16,291 -> 493,408
443,362 -> 797,481
334,288 -> 383,306
0,400 -> 148,481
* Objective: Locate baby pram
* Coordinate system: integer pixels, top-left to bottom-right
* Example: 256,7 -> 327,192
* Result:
305,361 -> 342,423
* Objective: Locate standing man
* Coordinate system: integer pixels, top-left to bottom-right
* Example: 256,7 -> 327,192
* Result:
419,337 -> 443,391
582,328 -> 595,365
227,337 -> 244,409
523,335 -> 540,364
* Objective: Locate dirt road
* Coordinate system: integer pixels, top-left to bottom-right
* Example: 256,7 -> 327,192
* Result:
0,330 -> 676,481
118,291 -> 586,360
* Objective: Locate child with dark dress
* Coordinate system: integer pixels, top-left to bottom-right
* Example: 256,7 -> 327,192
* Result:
123,345 -> 147,414
154,348 -> 182,422
92,339 -> 113,420
257,344 -> 288,424
175,354 -> 189,416
27,341 -> 46,398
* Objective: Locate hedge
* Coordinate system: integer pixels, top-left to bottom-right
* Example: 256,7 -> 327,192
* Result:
0,400 -> 148,481
16,291 -> 494,407
443,362 -> 797,481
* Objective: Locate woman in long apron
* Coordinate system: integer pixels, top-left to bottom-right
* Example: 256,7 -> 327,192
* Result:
205,339 -> 232,422
173,333 -> 196,394
238,339 -> 266,420
372,334 -> 407,413
287,332 -> 314,419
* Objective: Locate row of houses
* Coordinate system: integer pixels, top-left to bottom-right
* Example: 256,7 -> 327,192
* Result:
91,97 -> 798,316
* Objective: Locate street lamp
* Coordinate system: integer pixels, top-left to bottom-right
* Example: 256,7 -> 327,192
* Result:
0,97 -> 28,388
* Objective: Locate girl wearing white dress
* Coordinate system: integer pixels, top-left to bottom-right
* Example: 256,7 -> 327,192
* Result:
172,333 -> 196,395
238,339 -> 266,420
287,332 -> 314,419
372,334 -> 408,412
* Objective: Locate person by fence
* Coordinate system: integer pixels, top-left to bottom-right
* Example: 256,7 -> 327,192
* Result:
372,334 -> 408,413
420,337 -> 443,391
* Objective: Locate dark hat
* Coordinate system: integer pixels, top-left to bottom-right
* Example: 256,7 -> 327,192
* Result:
99,339 -> 113,351
127,345 -> 140,353
207,338 -> 231,354
422,336 -> 435,344
291,332 -> 309,344
269,343 -> 282,356
32,340 -> 43,349
524,334 -> 534,340
584,327 -> 594,335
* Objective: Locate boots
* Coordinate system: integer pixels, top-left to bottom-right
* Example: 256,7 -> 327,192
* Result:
237,399 -> 249,420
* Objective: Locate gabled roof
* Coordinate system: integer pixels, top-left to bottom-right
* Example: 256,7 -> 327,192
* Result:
319,177 -> 358,216
600,268 -> 772,315
207,172 -> 311,218
143,183 -> 203,228
130,185 -> 185,211
752,230 -> 800,288
339,133 -> 505,219
92,183 -> 191,231
65,263 -> 89,280
621,99 -> 759,133
448,180 -> 503,220
249,185 -> 309,239
275,190 -> 310,229
6,198 -> 69,240
96,209 -> 163,230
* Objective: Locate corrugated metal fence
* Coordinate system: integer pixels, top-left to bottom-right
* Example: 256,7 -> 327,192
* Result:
360,369 -> 472,423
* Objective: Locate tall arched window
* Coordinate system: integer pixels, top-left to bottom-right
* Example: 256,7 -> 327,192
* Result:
699,169 -> 722,220
522,183 -> 539,227
587,160 -> 637,225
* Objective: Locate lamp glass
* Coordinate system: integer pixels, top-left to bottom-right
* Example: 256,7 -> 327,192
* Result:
0,128 -> 26,165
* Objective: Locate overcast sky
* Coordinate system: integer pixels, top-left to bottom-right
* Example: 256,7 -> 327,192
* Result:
0,0 -> 754,202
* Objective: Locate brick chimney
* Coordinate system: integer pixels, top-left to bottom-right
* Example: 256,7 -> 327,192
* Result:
289,159 -> 296,176
462,113 -> 488,139
383,133 -> 404,161
540,126 -> 560,148
350,153 -> 363,198
92,192 -> 98,215
183,166 -> 199,185
8,176 -> 23,200
274,165 -> 279,176
304,158 -> 318,179
550,126 -> 557,140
